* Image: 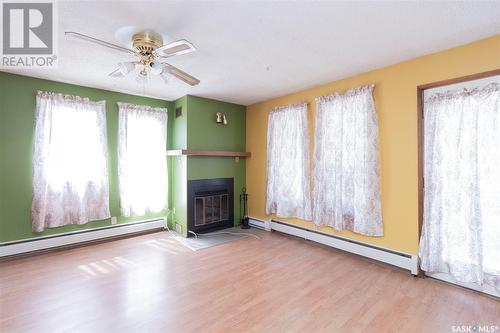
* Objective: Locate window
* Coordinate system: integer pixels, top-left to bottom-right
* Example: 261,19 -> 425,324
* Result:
118,102 -> 168,216
419,76 -> 500,294
312,85 -> 382,236
32,91 -> 110,232
265,103 -> 311,220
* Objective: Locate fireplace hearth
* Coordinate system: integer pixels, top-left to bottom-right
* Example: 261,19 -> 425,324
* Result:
187,178 -> 234,235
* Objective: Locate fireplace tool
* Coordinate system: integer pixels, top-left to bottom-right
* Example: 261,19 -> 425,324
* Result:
240,187 -> 250,229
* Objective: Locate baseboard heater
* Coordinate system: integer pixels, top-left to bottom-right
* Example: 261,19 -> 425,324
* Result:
0,218 -> 165,258
248,217 -> 271,231
266,219 -> 418,275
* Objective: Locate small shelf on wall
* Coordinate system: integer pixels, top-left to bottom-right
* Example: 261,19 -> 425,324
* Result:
167,150 -> 251,158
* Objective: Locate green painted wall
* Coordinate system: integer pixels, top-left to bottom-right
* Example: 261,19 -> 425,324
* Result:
167,96 -> 189,234
171,96 -> 188,149
185,96 -> 246,231
168,95 -> 246,235
169,155 -> 188,235
0,71 -> 173,242
187,96 -> 246,152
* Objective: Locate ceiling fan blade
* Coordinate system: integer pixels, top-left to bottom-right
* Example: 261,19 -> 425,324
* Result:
108,68 -> 124,78
162,63 -> 200,86
65,31 -> 137,56
157,39 -> 196,57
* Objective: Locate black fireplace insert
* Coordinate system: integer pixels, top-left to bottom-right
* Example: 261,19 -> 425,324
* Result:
187,178 -> 234,235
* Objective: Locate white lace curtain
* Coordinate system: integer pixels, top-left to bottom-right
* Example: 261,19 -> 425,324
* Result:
266,103 -> 312,220
420,83 -> 500,291
313,85 -> 383,236
32,91 -> 110,232
118,102 -> 168,216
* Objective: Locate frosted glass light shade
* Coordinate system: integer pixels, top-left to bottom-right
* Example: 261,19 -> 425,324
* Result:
118,62 -> 136,76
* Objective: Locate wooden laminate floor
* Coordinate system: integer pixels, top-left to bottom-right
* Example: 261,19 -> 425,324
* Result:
1,230 -> 498,333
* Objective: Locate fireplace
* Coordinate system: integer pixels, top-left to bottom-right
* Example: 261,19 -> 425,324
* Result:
187,178 -> 234,235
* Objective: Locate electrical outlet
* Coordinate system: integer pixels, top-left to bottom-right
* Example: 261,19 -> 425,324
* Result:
111,216 -> 117,225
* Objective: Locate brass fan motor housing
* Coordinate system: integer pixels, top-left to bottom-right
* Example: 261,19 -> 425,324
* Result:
132,31 -> 163,55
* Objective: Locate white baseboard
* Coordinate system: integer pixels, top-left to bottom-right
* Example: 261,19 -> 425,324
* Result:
268,219 -> 418,275
0,218 -> 165,257
248,217 -> 271,231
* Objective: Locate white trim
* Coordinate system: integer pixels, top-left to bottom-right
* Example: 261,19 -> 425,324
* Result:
248,217 -> 271,231
0,218 -> 165,257
426,272 -> 500,298
270,220 -> 418,275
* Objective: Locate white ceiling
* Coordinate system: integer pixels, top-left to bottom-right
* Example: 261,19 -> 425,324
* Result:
4,1 -> 500,105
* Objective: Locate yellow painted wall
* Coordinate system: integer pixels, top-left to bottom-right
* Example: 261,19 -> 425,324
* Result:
246,35 -> 500,255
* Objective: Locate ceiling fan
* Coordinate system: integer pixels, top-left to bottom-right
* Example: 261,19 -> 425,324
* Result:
65,30 -> 200,86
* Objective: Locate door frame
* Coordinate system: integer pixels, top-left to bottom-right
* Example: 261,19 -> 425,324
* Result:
416,68 -> 500,277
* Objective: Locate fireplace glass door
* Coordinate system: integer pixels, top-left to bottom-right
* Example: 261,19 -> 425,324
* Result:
194,194 -> 229,227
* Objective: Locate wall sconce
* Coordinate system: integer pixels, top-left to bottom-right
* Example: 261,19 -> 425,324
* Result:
216,112 -> 228,125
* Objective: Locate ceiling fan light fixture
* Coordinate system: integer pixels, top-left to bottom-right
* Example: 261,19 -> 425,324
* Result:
160,69 -> 171,84
136,71 -> 148,85
149,61 -> 163,75
118,62 -> 136,76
